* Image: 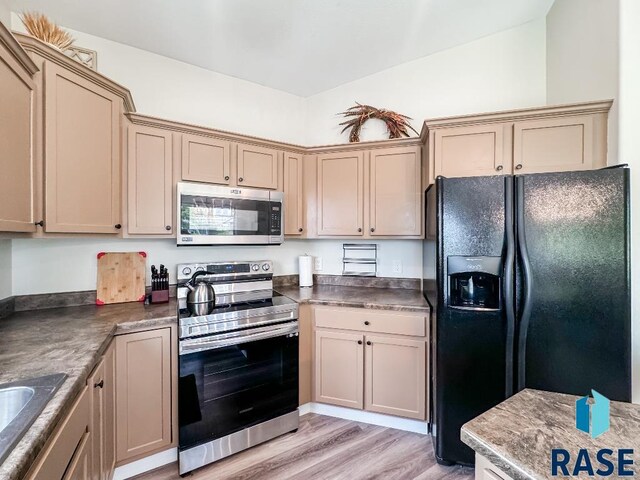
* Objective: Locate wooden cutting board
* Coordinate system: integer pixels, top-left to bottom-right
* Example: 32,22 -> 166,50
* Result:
96,252 -> 147,305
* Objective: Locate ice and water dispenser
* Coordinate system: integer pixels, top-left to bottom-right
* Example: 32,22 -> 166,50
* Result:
447,256 -> 502,310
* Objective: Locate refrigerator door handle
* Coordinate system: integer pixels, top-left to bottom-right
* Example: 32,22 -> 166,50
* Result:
503,177 -> 516,397
516,176 -> 534,392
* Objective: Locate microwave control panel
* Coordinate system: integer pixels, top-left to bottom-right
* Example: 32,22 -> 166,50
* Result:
269,203 -> 282,235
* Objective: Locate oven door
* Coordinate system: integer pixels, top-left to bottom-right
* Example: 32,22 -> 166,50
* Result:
177,183 -> 283,245
178,321 -> 299,451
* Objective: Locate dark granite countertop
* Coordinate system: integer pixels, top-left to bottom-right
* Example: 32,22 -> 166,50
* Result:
276,285 -> 431,312
461,389 -> 640,479
0,300 -> 177,480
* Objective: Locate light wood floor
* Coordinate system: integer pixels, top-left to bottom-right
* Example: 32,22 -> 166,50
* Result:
134,414 -> 474,480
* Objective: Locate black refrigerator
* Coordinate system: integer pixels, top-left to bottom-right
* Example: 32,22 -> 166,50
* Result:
422,167 -> 631,466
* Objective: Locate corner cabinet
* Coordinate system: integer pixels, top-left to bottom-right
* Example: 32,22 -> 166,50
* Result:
127,124 -> 174,235
424,100 -> 612,183
0,29 -> 39,233
43,61 -> 122,233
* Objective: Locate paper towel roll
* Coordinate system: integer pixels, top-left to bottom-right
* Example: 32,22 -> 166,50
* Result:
299,255 -> 313,287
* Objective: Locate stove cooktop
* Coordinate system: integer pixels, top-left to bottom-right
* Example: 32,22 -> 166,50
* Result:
178,292 -> 296,319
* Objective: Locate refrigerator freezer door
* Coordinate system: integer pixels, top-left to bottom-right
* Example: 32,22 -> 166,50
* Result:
516,168 -> 631,401
432,175 -> 513,466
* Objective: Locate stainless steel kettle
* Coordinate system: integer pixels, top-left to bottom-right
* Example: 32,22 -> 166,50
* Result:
185,271 -> 216,316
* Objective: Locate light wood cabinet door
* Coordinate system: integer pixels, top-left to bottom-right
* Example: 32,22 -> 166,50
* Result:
115,328 -> 172,462
88,357 -> 105,480
181,133 -> 230,185
314,330 -> 364,409
237,143 -> 279,189
364,335 -> 426,420
63,431 -> 92,480
0,39 -> 37,233
513,115 -> 595,174
433,124 -> 506,179
284,151 -> 304,235
127,125 -> 173,234
369,146 -> 422,236
317,151 -> 364,236
44,61 -> 121,233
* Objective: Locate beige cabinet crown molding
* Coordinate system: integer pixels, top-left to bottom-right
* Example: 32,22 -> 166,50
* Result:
422,99 -> 613,131
0,23 -> 38,75
15,32 -> 135,112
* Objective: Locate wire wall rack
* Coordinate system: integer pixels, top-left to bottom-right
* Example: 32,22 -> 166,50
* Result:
342,243 -> 378,276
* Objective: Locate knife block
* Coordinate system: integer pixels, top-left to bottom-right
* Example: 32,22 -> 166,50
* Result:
151,289 -> 169,304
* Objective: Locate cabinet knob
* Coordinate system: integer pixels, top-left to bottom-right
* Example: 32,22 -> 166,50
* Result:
357,340 -> 363,345
238,177 -> 244,182
114,224 -> 122,230
94,380 -> 104,389
366,341 -> 372,346
515,164 -> 523,170
298,227 -> 303,233
224,176 -> 230,181
364,321 -> 370,326
496,165 -> 503,171
165,225 -> 171,231
35,220 -> 44,227
370,227 -> 375,233
357,228 -> 362,232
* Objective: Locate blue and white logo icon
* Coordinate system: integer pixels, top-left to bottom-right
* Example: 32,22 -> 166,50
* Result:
575,389 -> 610,439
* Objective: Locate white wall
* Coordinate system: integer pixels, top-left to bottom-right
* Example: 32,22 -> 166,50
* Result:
618,0 -> 640,403
0,0 -> 10,27
304,19 -> 547,145
546,0 -> 619,162
0,240 -> 11,300
10,13 -> 307,144
10,238 -> 422,295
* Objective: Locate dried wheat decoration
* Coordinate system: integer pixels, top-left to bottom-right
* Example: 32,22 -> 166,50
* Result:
338,103 -> 419,142
20,12 -> 74,50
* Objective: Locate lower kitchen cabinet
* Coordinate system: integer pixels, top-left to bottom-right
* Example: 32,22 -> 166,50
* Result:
115,327 -> 173,463
475,454 -> 515,480
26,387 -> 91,480
312,306 -> 428,421
314,329 -> 364,409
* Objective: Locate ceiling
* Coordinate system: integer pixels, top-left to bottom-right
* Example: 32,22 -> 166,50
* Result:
8,0 -> 555,96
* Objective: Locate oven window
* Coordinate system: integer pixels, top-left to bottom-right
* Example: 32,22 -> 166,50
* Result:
179,333 -> 298,451
180,195 -> 271,236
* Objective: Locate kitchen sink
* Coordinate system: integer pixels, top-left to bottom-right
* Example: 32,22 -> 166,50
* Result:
0,374 -> 66,465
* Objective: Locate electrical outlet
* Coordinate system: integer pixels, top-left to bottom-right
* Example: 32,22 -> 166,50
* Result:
392,260 -> 403,274
314,256 -> 323,271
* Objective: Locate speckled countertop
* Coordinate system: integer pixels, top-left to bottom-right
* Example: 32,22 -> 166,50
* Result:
461,389 -> 640,479
0,301 -> 177,480
276,285 -> 431,312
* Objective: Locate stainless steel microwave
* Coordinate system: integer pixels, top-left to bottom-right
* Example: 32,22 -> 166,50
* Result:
177,182 -> 284,246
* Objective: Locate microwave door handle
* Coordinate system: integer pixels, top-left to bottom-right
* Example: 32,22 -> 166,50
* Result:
179,323 -> 299,355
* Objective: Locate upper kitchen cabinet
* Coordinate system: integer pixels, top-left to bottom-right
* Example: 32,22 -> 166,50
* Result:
181,133 -> 231,185
369,146 -> 422,237
317,151 -> 365,236
237,143 -> 280,189
16,32 -> 135,234
0,26 -> 39,233
424,100 -> 612,184
283,151 -> 304,235
127,124 -> 174,235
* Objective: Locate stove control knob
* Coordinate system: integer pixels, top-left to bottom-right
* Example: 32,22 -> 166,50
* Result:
182,267 -> 192,276
262,263 -> 271,271
195,266 -> 204,272
251,264 -> 260,271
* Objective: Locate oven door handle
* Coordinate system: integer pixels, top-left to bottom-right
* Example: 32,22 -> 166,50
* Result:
179,321 -> 299,355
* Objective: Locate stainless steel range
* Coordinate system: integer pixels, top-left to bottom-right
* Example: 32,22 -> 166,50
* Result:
177,260 -> 299,475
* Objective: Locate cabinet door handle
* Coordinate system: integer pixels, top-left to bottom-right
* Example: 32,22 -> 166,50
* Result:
238,177 -> 244,182
515,164 -> 523,170
366,341 -> 372,346
357,340 -> 363,345
298,227 -> 303,233
224,176 -> 230,181
114,224 -> 122,230
165,225 -> 171,231
364,321 -> 370,326
357,228 -> 362,232
370,227 -> 375,233
35,220 -> 44,227
496,165 -> 503,171
94,380 -> 104,389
